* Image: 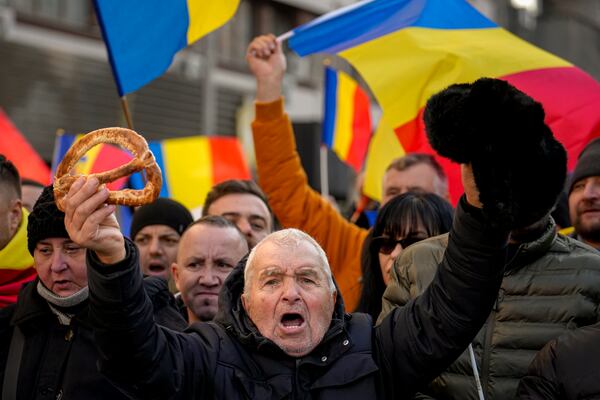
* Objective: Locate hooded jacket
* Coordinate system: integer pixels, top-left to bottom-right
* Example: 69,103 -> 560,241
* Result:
380,217 -> 600,400
86,197 -> 510,400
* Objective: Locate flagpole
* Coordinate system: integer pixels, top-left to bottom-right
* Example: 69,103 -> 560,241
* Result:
320,144 -> 330,198
120,96 -> 134,129
277,30 -> 294,43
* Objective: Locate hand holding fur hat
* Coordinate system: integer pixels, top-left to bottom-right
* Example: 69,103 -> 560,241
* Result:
424,78 -> 566,229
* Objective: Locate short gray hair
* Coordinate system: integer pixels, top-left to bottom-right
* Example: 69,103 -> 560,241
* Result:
243,228 -> 335,294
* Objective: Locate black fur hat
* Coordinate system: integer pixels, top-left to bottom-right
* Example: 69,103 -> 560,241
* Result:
27,185 -> 69,254
424,78 -> 567,229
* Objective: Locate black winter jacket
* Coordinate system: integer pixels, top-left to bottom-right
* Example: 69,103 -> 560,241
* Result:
517,321 -> 600,399
86,198 -> 510,400
0,279 -> 128,400
379,217 -> 600,400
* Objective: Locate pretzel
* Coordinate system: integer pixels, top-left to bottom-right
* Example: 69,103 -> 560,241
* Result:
53,127 -> 162,211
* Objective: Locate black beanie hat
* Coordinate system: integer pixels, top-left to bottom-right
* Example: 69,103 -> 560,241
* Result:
129,198 -> 193,239
27,185 -> 69,254
424,78 -> 567,229
569,137 -> 600,193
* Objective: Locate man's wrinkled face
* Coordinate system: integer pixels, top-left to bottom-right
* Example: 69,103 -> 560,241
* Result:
35,238 -> 87,297
134,225 -> 181,279
172,224 -> 248,323
569,176 -> 600,246
241,240 -> 336,357
206,194 -> 272,249
381,163 -> 447,206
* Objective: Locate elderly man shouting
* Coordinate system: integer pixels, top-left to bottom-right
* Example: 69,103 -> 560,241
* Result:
63,167 -> 504,400
62,79 -> 565,398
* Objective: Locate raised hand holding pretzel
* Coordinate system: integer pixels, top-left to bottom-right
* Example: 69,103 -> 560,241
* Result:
53,127 -> 162,211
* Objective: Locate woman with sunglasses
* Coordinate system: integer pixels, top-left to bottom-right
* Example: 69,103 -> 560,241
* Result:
356,191 -> 454,320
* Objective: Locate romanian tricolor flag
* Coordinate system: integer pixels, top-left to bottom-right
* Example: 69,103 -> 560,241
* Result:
323,67 -> 372,172
93,0 -> 240,95
51,132 -> 134,191
130,136 -> 251,214
289,0 -> 600,203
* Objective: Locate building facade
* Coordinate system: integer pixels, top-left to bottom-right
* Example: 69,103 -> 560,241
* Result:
0,0 -> 598,199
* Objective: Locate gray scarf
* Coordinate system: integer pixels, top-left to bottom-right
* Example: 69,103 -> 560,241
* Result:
36,281 -> 89,325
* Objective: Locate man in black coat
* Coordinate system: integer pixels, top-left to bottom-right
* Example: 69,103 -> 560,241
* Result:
0,186 -> 187,399
63,157 -> 513,400
0,186 -> 130,399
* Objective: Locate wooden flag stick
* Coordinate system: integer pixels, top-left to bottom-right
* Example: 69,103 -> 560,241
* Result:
120,96 -> 134,129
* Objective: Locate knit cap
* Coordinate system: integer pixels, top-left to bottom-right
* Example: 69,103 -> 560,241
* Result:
569,137 -> 600,193
129,198 -> 193,239
27,185 -> 69,255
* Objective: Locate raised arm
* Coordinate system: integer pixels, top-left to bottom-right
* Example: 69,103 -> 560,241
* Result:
248,35 -> 367,310
374,165 -> 510,397
63,178 -> 215,399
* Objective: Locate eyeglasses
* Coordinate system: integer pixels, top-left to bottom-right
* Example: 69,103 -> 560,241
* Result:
371,235 -> 426,255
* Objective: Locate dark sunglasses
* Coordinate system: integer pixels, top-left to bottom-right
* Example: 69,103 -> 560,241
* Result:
371,235 -> 426,255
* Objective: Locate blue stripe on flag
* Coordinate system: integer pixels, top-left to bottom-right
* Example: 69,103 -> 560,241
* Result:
130,141 -> 169,198
92,0 -> 189,95
322,67 -> 338,147
51,134 -> 77,176
289,0 -> 496,56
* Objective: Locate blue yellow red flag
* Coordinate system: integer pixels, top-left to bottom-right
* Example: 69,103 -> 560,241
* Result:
51,132 -> 134,190
289,0 -> 600,203
322,67 -> 372,172
130,136 -> 251,214
93,0 -> 240,95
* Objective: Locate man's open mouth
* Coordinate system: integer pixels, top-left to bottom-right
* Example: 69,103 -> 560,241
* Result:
281,313 -> 305,328
148,263 -> 166,272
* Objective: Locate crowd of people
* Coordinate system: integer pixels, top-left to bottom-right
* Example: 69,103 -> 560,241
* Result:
0,34 -> 598,399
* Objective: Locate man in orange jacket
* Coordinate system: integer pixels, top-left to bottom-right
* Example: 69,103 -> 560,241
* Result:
247,35 -> 449,310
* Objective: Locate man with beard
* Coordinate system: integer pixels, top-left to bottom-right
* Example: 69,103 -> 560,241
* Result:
130,198 -> 194,280
171,216 -> 248,323
568,138 -> 600,250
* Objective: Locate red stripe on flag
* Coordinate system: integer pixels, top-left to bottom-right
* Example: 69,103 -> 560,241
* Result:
345,86 -> 372,172
394,113 -> 463,205
0,267 -> 37,308
394,66 -> 600,205
209,137 -> 251,185
0,109 -> 50,184
502,66 -> 600,170
89,144 -> 134,190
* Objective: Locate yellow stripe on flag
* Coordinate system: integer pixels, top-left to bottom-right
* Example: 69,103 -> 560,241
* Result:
332,72 -> 356,160
74,134 -> 102,175
162,136 -> 213,211
363,117 -> 405,201
340,27 -> 570,131
186,0 -> 241,44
